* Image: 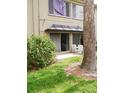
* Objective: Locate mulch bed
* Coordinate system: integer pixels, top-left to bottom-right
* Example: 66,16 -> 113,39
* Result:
64,62 -> 97,80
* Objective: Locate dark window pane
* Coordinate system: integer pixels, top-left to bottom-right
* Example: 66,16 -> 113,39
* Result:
66,2 -> 69,16
49,0 -> 54,14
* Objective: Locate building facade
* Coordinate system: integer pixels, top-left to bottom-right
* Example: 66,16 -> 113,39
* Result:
28,0 -> 85,53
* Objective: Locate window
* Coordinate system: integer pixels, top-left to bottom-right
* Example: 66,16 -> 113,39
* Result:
73,34 -> 81,46
49,0 -> 70,17
65,2 -> 69,17
72,4 -> 83,19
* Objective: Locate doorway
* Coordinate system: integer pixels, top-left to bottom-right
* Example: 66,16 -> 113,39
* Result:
50,33 -> 61,52
61,33 -> 69,51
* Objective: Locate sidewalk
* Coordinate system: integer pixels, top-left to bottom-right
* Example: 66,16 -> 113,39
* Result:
55,53 -> 81,61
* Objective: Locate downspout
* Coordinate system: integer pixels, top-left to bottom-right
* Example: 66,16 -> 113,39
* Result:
38,0 -> 40,35
32,0 -> 34,35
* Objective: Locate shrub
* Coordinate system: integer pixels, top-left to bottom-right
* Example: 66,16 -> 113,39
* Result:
27,35 -> 56,70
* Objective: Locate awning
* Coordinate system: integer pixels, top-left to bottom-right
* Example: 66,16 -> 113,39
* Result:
46,24 -> 83,32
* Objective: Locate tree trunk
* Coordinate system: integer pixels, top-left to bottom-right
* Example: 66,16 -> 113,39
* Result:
81,0 -> 96,73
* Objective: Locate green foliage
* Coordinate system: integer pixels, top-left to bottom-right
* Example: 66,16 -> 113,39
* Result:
27,57 -> 97,93
27,35 -> 56,70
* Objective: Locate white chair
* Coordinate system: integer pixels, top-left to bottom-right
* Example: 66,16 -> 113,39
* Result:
78,45 -> 84,54
71,44 -> 77,53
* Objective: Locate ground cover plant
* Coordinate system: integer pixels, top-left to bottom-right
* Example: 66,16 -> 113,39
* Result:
27,56 -> 97,93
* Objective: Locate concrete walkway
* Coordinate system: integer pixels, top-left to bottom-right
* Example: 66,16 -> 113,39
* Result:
55,53 -> 81,60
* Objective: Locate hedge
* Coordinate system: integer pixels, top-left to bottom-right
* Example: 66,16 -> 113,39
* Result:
27,35 -> 56,70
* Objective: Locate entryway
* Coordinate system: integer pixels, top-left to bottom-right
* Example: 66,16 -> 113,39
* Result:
50,33 -> 69,52
61,33 -> 69,51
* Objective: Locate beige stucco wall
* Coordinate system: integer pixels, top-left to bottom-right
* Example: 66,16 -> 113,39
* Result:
27,0 -> 84,36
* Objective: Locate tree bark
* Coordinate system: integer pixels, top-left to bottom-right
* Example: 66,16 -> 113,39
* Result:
81,0 -> 96,73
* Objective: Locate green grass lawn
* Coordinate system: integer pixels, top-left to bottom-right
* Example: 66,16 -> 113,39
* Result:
27,56 -> 97,93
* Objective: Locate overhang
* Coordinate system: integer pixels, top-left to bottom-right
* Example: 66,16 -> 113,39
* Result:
45,24 -> 83,32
